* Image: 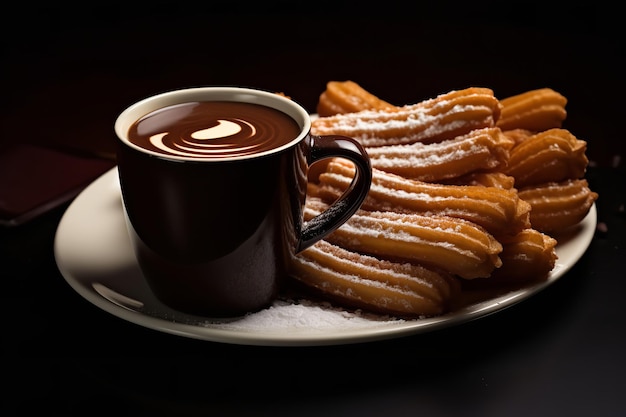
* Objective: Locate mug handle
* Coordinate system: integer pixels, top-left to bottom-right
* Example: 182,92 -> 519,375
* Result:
298,134 -> 372,252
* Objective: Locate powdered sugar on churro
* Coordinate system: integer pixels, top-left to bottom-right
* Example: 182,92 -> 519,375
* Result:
314,160 -> 530,236
365,127 -> 511,177
311,88 -> 501,147
368,143 -> 488,168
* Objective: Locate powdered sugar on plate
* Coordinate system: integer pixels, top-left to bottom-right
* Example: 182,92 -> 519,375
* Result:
205,298 -> 405,333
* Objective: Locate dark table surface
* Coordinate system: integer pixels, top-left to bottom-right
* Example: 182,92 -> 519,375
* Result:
2,3 -> 625,416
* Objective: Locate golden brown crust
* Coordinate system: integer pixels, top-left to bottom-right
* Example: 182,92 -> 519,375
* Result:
502,128 -> 535,145
441,172 -> 517,189
290,240 -> 460,317
305,198 -> 503,280
312,87 -> 502,147
504,128 -> 589,188
463,228 -> 558,288
366,127 -> 514,182
316,80 -> 397,117
518,179 -> 598,233
298,82 -> 595,317
315,160 -> 531,236
493,229 -> 558,281
497,88 -> 567,132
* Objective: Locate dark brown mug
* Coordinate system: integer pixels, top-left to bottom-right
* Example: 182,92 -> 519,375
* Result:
114,86 -> 372,317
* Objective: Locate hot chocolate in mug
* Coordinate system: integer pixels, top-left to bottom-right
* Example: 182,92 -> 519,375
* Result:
114,86 -> 372,317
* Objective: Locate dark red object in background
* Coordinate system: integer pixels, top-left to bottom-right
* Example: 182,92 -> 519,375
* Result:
0,144 -> 114,226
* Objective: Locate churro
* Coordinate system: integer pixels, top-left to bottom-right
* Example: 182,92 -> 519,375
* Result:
442,172 -> 516,189
295,82 -> 598,318
463,228 -> 558,287
305,198 -> 503,280
314,159 -> 531,236
290,240 -> 460,317
497,88 -> 567,132
518,179 -> 598,233
502,128 -> 534,145
311,87 -> 502,147
366,127 -> 514,182
316,80 -> 397,117
504,128 -> 588,188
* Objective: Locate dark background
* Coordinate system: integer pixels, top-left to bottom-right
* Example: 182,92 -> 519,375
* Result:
2,1 -> 624,167
2,2 -> 624,416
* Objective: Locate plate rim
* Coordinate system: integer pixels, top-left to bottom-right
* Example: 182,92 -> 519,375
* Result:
54,167 -> 597,346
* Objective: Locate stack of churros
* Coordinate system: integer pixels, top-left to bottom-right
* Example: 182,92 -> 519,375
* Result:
288,81 -> 598,318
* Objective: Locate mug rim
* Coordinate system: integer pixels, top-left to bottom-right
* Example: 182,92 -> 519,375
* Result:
114,86 -> 312,162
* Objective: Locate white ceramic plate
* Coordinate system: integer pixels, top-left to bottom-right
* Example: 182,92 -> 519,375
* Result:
54,167 -> 597,346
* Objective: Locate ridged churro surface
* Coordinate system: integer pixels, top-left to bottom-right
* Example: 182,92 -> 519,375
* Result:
504,128 -> 589,187
316,80 -> 397,117
287,82 -> 596,317
312,87 -> 502,146
290,240 -> 460,317
314,160 -> 531,236
366,127 -> 514,182
518,179 -> 598,233
497,88 -> 567,132
464,228 -> 558,288
304,198 -> 503,280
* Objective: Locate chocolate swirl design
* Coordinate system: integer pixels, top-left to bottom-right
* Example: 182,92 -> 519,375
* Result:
128,101 -> 301,159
